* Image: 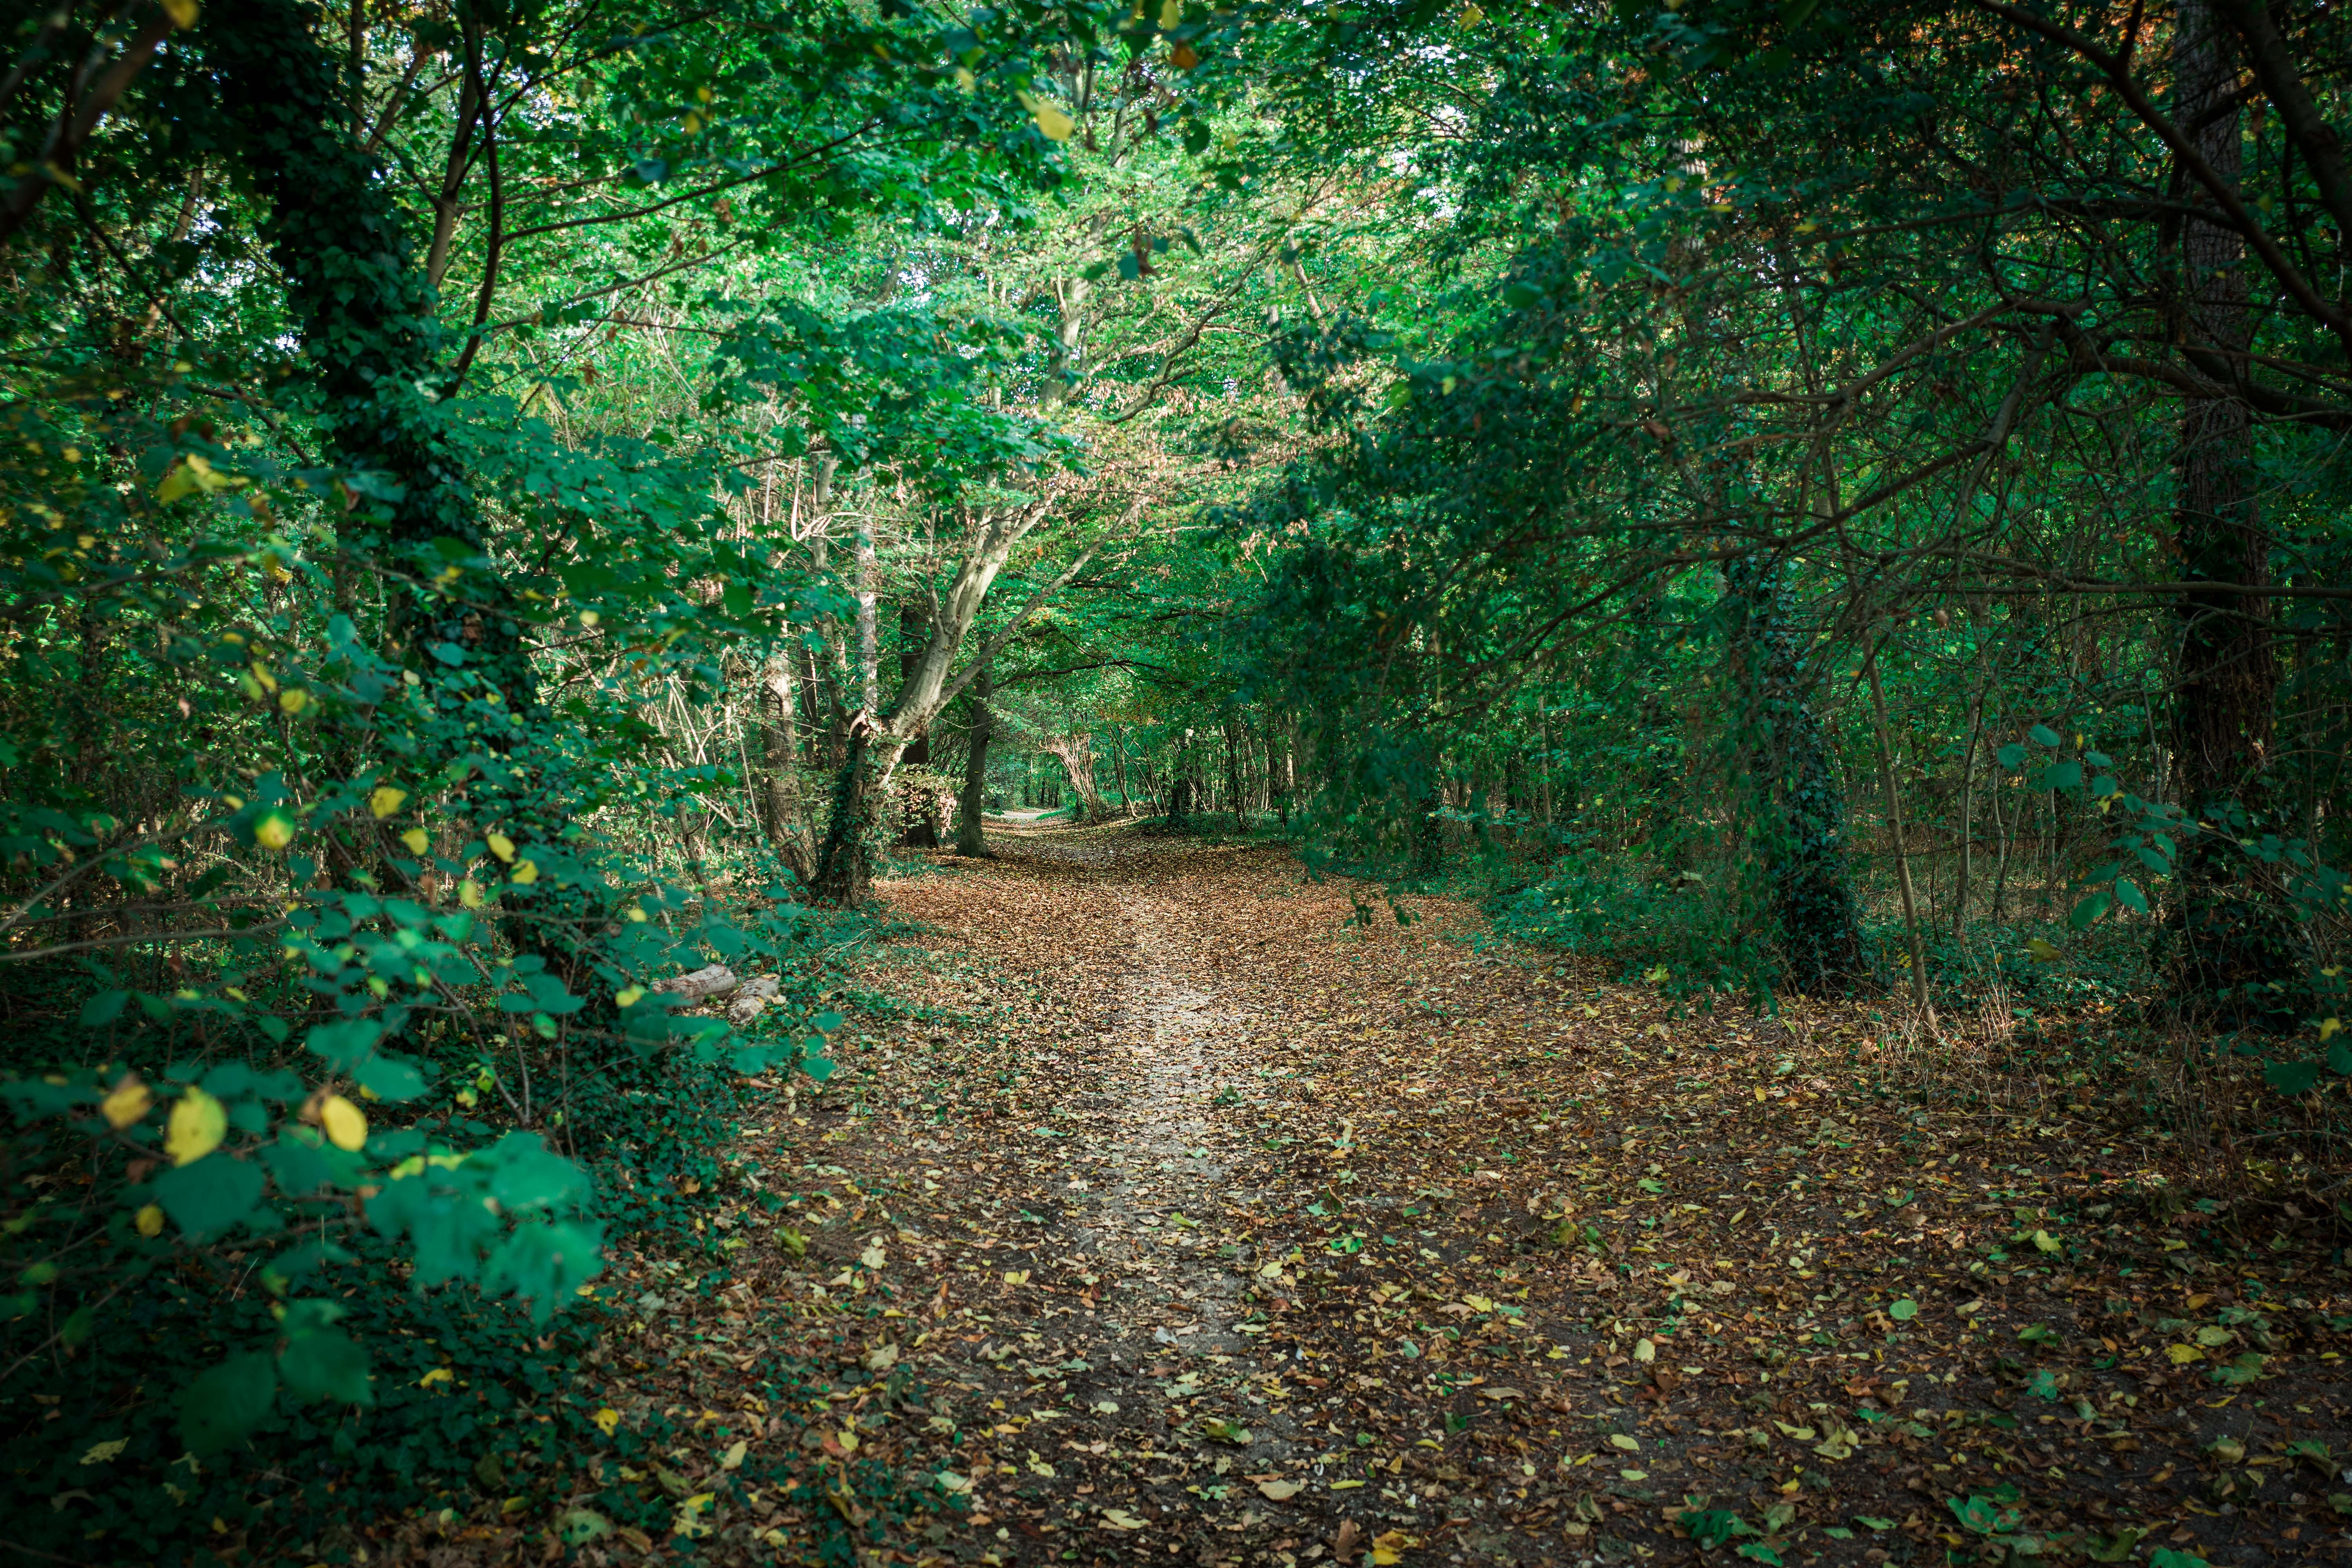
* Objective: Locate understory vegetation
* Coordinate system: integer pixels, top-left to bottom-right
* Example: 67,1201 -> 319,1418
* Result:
3,0 -> 2351,1564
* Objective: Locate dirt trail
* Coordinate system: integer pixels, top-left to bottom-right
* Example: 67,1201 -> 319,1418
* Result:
670,823 -> 2352,1568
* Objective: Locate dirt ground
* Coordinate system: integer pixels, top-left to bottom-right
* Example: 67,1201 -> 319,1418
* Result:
546,822 -> 2352,1568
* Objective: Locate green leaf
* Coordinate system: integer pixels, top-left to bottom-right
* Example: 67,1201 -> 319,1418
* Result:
2327,1042 -> 2352,1077
304,1019 -> 384,1071
1995,743 -> 2025,768
353,1055 -> 428,1102
1677,1509 -> 1755,1548
2068,891 -> 2112,930
179,1352 -> 277,1456
1948,1494 -> 2021,1535
1887,1298 -> 1917,1321
2265,1060 -> 2322,1096
2115,878 -> 2148,915
481,1220 -> 605,1323
279,1305 -> 373,1406
154,1154 -> 266,1239
2029,723 -> 2062,746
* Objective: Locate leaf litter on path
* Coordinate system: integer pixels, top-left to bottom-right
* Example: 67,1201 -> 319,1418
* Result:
511,823 -> 2352,1567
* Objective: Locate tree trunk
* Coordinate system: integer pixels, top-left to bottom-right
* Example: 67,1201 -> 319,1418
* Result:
813,728 -> 898,907
855,521 -> 879,717
2165,0 -> 2297,1025
898,599 -> 932,768
1722,555 -> 1872,996
1225,714 -> 1248,833
956,655 -> 993,856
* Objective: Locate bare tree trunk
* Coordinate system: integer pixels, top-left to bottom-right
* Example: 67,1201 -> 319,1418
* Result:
956,655 -> 993,857
898,598 -> 932,767
1225,713 -> 1247,833
855,519 -> 879,717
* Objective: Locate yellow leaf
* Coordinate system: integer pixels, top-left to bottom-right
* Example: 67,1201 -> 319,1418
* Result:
165,1087 -> 226,1166
1016,91 -> 1075,141
953,65 -> 975,92
135,1203 -> 165,1238
1608,1433 -> 1639,1452
510,859 -> 538,885
1158,0 -> 1180,26
1632,1337 -> 1656,1363
2321,1017 -> 2343,1042
1003,1269 -> 1030,1285
277,688 -> 308,714
2031,1229 -> 2061,1254
617,985 -> 646,1008
418,1367 -> 454,1388
2025,937 -> 2063,963
593,1407 -> 620,1435
1457,4 -> 1484,25
1256,1479 -> 1302,1500
161,0 -> 198,28
1463,1294 -> 1494,1312
370,786 -> 408,818
101,1074 -> 152,1130
156,462 -> 197,504
2167,1343 -> 2204,1365
485,831 -> 516,863
1372,1531 -> 1414,1566
459,879 -> 484,909
719,1439 -> 747,1470
399,828 -> 430,855
320,1094 -> 367,1152
1754,1087 -> 1766,1102
253,809 -> 296,851
80,1438 -> 129,1465
681,111 -> 703,134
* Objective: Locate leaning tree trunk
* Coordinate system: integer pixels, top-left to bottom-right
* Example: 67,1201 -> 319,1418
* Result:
1722,555 -> 1873,996
2165,1 -> 2298,1025
956,654 -> 993,856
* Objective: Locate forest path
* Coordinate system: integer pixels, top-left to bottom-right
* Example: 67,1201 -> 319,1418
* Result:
694,825 -> 2348,1568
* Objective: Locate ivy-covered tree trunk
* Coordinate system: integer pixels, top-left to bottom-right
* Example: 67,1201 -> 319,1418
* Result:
2165,2 -> 2299,1025
813,730 -> 897,906
1721,555 -> 1872,996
